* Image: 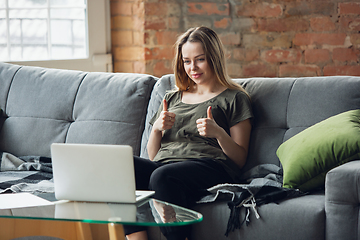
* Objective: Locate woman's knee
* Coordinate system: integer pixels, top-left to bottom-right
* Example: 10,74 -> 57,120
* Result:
148,164 -> 177,190
133,156 -> 159,190
149,169 -> 186,206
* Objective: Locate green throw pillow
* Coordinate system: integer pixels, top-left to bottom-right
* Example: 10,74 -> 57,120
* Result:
277,109 -> 360,192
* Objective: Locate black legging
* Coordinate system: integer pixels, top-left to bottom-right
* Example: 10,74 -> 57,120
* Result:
124,156 -> 236,240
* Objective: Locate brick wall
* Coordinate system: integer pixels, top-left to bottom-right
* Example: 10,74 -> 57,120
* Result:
110,0 -> 360,78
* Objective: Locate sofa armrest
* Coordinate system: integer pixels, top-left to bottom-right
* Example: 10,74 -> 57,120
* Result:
325,160 -> 360,240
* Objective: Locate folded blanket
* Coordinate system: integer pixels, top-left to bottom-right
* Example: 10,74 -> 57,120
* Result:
197,164 -> 303,236
0,152 -> 54,194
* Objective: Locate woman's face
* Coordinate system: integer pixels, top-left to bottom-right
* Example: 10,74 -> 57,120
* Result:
181,41 -> 216,87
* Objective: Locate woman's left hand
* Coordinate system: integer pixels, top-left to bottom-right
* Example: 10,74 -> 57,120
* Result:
198,106 -> 252,169
196,106 -> 222,138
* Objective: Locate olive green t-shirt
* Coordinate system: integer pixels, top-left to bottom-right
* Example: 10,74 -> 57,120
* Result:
150,89 -> 253,181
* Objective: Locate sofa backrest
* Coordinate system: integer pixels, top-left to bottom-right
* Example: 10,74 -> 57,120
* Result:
141,74 -> 360,173
0,63 -> 157,157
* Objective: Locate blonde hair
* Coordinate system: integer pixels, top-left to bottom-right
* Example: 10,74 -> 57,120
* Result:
174,26 -> 246,93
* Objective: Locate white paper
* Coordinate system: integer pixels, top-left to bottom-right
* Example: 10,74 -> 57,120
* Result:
0,193 -> 54,209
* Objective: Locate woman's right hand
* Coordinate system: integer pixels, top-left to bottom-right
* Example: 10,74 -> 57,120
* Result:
147,99 -> 176,160
153,99 -> 176,133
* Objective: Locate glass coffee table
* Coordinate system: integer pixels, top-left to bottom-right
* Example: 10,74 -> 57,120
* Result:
0,196 -> 203,240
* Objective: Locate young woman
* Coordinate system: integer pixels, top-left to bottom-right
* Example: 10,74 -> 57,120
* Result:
125,26 -> 253,240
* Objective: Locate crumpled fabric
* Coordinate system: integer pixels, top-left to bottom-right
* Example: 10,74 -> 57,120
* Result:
197,164 -> 303,236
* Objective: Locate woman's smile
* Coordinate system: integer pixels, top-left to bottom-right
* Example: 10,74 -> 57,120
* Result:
192,73 -> 203,79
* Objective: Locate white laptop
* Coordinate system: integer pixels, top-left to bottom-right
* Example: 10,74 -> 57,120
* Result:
51,143 -> 154,203
55,201 -> 137,222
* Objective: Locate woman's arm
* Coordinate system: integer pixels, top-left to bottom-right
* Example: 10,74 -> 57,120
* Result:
217,119 -> 252,168
147,127 -> 163,161
196,106 -> 252,168
147,99 -> 176,160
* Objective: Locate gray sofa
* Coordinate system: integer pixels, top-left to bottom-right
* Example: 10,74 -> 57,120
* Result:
0,62 -> 359,240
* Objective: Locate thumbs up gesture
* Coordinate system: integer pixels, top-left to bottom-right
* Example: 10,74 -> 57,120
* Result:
196,106 -> 220,138
206,105 -> 213,120
153,99 -> 176,132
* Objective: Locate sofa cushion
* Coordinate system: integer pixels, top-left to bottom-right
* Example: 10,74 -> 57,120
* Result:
65,72 -> 157,156
234,78 -> 297,171
0,62 -> 21,112
277,109 -> 360,192
241,76 -> 360,173
192,193 -> 325,240
0,63 -> 157,157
